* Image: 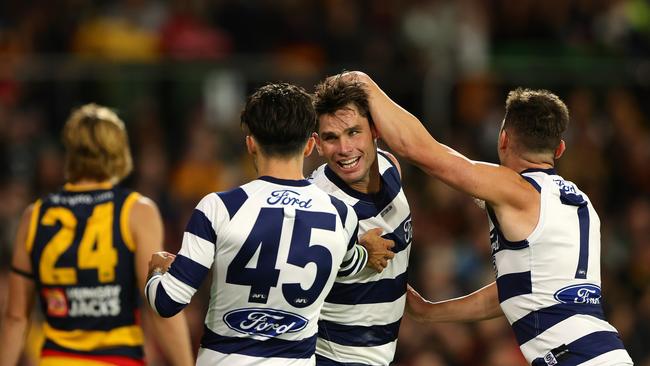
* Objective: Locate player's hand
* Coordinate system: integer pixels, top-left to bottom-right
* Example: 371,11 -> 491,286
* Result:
330,71 -> 371,85
147,251 -> 176,278
360,228 -> 395,273
405,284 -> 431,322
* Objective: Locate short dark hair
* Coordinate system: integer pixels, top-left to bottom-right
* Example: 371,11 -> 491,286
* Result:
240,82 -> 316,157
313,74 -> 372,130
504,88 -> 569,153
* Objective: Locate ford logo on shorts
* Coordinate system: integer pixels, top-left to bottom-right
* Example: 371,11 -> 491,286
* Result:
223,308 -> 308,338
553,284 -> 601,305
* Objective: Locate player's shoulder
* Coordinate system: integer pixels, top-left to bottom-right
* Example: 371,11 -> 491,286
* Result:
127,193 -> 162,224
377,148 -> 402,178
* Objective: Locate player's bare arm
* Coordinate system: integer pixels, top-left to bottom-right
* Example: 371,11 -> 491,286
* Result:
406,282 -> 503,323
344,71 -> 540,241
0,204 -> 37,366
131,197 -> 194,366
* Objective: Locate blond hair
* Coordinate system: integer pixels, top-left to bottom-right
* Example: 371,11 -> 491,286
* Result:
63,103 -> 133,183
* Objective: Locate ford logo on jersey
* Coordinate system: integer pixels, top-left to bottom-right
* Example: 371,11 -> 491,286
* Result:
223,308 -> 308,337
553,284 -> 601,305
267,190 -> 313,208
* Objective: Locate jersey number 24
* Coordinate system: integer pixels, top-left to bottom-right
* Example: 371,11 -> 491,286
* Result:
39,202 -> 118,285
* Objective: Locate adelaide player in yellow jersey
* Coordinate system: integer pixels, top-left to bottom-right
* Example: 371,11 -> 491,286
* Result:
0,104 -> 194,366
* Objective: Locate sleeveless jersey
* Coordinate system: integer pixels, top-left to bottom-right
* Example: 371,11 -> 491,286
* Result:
309,150 -> 413,366
489,168 -> 633,366
27,183 -> 144,366
146,176 -> 368,366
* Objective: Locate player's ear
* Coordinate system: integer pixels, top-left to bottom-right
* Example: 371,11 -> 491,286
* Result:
369,121 -> 379,140
498,129 -> 508,152
312,132 -> 324,156
554,139 -> 566,159
246,135 -> 257,156
304,136 -> 315,157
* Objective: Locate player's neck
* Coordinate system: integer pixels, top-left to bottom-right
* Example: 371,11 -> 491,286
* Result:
349,164 -> 381,194
507,154 -> 554,173
255,155 -> 305,180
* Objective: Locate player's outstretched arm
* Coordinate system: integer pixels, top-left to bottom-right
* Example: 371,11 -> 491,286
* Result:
406,282 -> 503,322
0,205 -> 37,366
132,197 -> 194,366
345,72 -> 534,212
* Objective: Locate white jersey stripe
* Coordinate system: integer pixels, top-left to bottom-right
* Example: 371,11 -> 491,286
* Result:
319,294 -> 406,327
315,338 -> 397,365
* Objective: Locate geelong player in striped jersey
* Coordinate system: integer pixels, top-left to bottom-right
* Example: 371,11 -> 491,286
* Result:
309,75 -> 413,365
144,83 -> 395,366
351,72 -> 633,365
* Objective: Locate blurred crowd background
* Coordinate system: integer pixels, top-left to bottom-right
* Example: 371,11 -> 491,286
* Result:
1,1 -> 649,365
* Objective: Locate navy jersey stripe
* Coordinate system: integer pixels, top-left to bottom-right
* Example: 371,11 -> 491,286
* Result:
258,176 -> 311,187
574,205 -> 590,279
325,271 -> 407,305
338,247 -> 365,277
315,354 -> 375,366
324,166 -> 369,202
323,156 -> 401,220
167,254 -> 209,290
382,216 -> 412,253
329,195 -> 348,228
522,176 -> 541,193
377,150 -> 396,170
511,303 -> 606,345
154,282 -> 187,317
217,188 -> 248,219
185,209 -> 217,244
489,228 -> 529,253
351,172 -> 401,220
521,167 -> 557,175
531,331 -> 626,366
382,232 -> 410,253
346,225 -> 358,251
42,340 -> 143,358
200,326 -> 316,359
496,271 -> 532,303
317,318 -> 401,347
341,254 -> 355,268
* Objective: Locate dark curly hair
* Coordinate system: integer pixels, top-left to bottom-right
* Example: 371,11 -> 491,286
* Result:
240,82 -> 316,157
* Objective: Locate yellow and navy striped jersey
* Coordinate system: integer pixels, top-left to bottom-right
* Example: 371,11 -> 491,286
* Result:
27,182 -> 144,366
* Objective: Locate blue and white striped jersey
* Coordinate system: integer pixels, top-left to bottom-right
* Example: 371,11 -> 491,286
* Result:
489,168 -> 632,366
145,176 -> 368,366
309,150 -> 412,366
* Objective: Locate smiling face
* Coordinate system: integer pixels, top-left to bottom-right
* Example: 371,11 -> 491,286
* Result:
315,103 -> 378,193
